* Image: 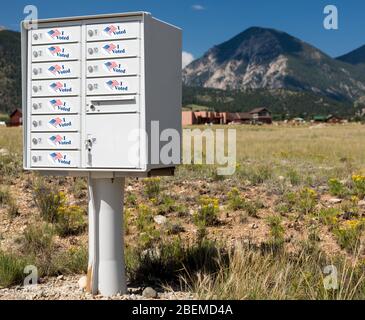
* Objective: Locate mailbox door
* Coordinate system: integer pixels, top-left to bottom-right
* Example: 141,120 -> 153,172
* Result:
31,43 -> 80,62
86,77 -> 138,95
86,22 -> 139,41
31,150 -> 80,168
31,61 -> 80,80
31,115 -> 79,132
31,26 -> 80,45
30,132 -> 80,150
31,79 -> 80,97
31,97 -> 80,115
85,113 -> 140,168
86,58 -> 139,77
86,40 -> 139,59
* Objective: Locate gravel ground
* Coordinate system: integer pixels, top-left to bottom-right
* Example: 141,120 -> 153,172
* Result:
0,275 -> 194,300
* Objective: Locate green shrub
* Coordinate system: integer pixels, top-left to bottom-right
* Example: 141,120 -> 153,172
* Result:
283,187 -> 318,216
266,215 -> 285,247
71,178 -> 87,199
23,223 -> 55,257
333,220 -> 364,253
227,188 -> 245,210
352,174 -> 365,198
135,204 -> 160,248
33,180 -> 65,223
0,154 -> 22,178
51,246 -> 88,275
126,193 -> 137,207
0,185 -> 10,206
249,165 -> 273,185
136,204 -> 154,232
124,208 -> 132,235
297,187 -> 318,215
7,198 -> 19,219
0,251 -> 27,288
318,208 -> 340,227
56,204 -> 86,237
193,196 -> 219,227
328,178 -> 348,197
286,168 -> 301,185
143,178 -> 161,199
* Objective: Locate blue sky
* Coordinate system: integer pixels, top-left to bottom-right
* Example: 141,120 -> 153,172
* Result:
2,0 -> 365,66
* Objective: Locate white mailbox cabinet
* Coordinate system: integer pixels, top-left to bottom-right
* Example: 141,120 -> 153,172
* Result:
22,12 -> 182,176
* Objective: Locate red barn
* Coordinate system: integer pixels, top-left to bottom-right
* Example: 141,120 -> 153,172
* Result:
8,109 -> 23,127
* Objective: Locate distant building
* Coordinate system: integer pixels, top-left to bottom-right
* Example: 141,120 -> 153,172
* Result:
249,107 -> 272,124
182,107 -> 272,125
313,114 -> 343,124
182,111 -> 225,126
8,109 -> 23,127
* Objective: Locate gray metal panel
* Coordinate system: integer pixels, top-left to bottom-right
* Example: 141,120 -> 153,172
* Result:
144,15 -> 182,170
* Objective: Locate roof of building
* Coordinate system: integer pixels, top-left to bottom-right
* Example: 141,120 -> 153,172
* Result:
249,107 -> 270,114
9,108 -> 22,117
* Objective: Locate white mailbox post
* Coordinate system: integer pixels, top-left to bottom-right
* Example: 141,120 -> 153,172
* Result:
21,12 -> 182,296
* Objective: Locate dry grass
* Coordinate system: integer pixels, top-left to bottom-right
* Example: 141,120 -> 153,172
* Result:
1,124 -> 365,299
189,244 -> 365,300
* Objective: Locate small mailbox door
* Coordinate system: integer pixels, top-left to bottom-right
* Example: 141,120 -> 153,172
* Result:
31,61 -> 80,80
32,43 -> 80,62
85,113 -> 140,169
86,22 -> 139,41
31,97 -> 80,114
86,40 -> 139,59
31,26 -> 80,45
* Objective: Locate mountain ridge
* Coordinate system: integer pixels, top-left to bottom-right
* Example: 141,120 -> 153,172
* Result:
183,26 -> 365,103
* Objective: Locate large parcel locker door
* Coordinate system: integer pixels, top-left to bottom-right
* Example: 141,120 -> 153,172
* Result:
85,113 -> 140,168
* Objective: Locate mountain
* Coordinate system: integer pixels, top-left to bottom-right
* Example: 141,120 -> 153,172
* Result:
183,27 -> 365,103
337,45 -> 365,65
0,30 -> 21,114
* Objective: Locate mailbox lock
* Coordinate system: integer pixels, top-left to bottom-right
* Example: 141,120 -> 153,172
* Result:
33,34 -> 39,40
88,84 -> 94,91
90,104 -> 96,111
32,156 -> 38,163
32,86 -> 38,93
32,121 -> 38,127
88,30 -> 94,37
32,103 -> 39,110
88,66 -> 94,73
33,68 -> 38,75
32,138 -> 38,145
33,51 -> 38,58
88,48 -> 94,55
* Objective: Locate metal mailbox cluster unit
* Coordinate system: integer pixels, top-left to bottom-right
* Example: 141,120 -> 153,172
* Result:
22,12 -> 182,297
22,12 -> 182,175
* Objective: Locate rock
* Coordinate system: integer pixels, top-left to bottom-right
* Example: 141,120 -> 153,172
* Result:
358,200 -> 365,207
329,198 -> 342,204
251,223 -> 258,229
0,148 -> 9,156
142,287 -> 158,299
126,186 -> 134,192
153,215 -> 167,225
78,276 -> 87,291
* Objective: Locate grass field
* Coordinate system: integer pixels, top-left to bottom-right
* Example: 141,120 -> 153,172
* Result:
0,124 -> 364,299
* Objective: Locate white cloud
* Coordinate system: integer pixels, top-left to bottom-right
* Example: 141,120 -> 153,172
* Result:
182,51 -> 194,68
192,4 -> 205,11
